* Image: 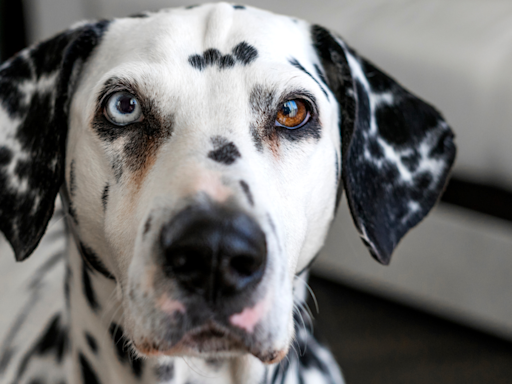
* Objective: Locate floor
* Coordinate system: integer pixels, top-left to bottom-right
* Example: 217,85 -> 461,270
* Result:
308,275 -> 512,384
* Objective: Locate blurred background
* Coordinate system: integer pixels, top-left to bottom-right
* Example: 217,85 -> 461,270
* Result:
2,0 -> 512,382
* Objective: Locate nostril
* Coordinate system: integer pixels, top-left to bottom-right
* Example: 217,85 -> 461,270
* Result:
229,254 -> 261,277
166,246 -> 204,272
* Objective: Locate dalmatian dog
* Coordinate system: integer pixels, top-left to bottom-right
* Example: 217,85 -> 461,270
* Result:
0,3 -> 456,383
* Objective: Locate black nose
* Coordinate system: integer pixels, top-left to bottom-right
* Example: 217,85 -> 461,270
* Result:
160,205 -> 267,301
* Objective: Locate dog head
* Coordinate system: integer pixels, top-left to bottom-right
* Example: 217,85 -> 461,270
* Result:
0,3 -> 455,363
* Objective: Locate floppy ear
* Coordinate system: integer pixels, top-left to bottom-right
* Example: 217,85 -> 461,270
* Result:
311,25 -> 456,265
0,20 -> 110,261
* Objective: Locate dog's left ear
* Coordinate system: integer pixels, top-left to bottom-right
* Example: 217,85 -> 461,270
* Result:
311,25 -> 456,265
0,21 -> 110,261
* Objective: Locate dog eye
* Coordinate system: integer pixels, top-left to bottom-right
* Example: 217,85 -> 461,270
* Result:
275,100 -> 310,129
104,92 -> 143,126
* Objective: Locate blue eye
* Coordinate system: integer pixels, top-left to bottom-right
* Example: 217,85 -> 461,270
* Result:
275,99 -> 309,129
104,92 -> 143,126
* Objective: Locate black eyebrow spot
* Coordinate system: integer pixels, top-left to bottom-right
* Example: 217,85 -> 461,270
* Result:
185,4 -> 199,9
239,180 -> 254,206
101,183 -> 109,212
188,54 -> 206,71
219,54 -> 235,69
232,42 -> 258,65
208,137 -> 241,165
204,49 -> 222,66
233,5 -> 246,9
289,58 -> 329,100
85,332 -> 99,354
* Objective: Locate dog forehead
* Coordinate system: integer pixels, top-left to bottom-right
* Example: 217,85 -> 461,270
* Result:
100,4 -> 313,69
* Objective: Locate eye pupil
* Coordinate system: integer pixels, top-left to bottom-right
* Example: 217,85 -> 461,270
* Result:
117,96 -> 136,114
275,99 -> 309,129
104,91 -> 143,126
282,101 -> 297,118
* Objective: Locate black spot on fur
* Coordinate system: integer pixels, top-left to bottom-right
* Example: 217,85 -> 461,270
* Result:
204,49 -> 221,66
82,260 -> 99,311
129,12 -> 149,18
298,345 -> 327,373
143,216 -> 152,237
232,42 -> 258,65
101,183 -> 109,212
79,353 -> 101,384
239,180 -> 254,206
109,323 -> 144,378
188,54 -> 205,70
64,265 -> 72,306
69,160 -> 77,197
289,58 -> 329,99
0,146 -> 13,166
33,315 -> 68,361
185,4 -> 199,9
208,137 -> 241,165
79,242 -> 115,280
15,314 -> 69,380
233,5 -> 246,9
85,333 -> 99,354
68,203 -> 79,225
0,348 -> 14,374
189,42 -> 256,71
219,54 -> 235,69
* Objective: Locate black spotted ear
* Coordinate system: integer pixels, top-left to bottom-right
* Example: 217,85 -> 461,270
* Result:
311,25 -> 456,265
0,20 -> 110,261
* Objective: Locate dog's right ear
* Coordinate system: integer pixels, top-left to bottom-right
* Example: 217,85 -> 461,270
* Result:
0,20 -> 110,261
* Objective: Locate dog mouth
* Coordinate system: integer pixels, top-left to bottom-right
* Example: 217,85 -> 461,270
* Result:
133,322 -> 287,363
134,322 -> 246,356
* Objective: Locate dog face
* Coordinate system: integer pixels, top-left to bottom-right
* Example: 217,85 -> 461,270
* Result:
0,3 -> 455,363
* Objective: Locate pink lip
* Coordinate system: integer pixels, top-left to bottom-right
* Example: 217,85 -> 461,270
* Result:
229,294 -> 270,333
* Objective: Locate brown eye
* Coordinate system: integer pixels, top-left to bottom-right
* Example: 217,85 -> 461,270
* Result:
275,99 -> 310,129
